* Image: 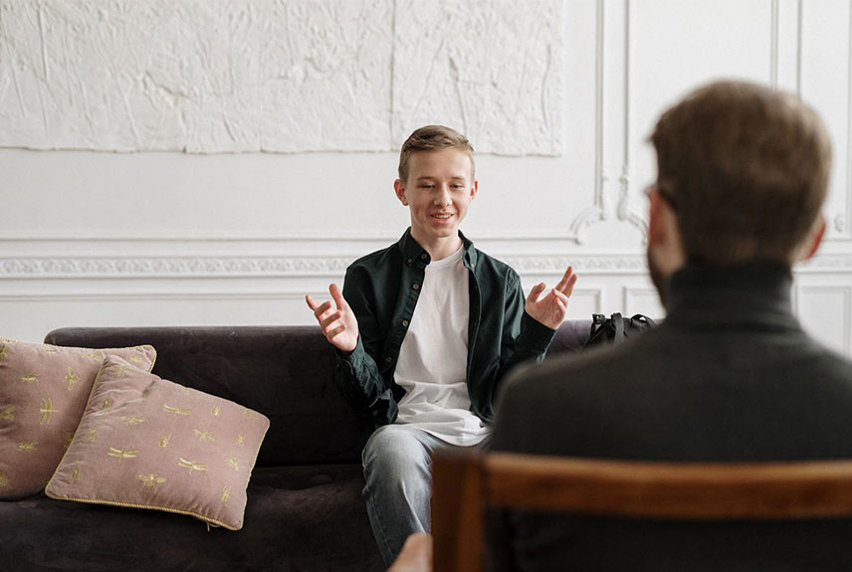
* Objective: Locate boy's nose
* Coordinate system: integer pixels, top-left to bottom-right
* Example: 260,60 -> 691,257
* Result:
434,187 -> 451,206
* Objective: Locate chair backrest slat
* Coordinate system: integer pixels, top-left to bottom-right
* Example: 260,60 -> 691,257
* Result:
485,453 -> 852,518
431,450 -> 852,572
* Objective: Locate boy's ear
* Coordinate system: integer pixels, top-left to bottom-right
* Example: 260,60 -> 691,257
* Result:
470,179 -> 478,199
393,179 -> 408,206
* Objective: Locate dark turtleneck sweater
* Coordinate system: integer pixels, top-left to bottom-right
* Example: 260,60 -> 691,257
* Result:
488,263 -> 852,571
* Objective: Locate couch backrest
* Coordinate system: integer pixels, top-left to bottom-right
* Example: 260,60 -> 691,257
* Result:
45,321 -> 590,466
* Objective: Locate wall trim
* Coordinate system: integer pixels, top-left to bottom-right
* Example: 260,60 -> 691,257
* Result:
0,254 -> 650,278
0,292 -> 318,302
798,254 -> 852,272
568,0 -> 607,244
4,253 -> 852,279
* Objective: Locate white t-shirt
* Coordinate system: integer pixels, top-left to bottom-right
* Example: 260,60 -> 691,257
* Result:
393,246 -> 490,446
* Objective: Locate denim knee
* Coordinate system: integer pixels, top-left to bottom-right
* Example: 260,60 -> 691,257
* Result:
362,425 -> 432,481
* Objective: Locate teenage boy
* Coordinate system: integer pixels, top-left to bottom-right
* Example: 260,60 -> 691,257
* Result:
306,125 -> 577,565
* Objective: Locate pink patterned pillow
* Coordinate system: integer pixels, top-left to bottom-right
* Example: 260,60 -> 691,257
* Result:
0,338 -> 156,499
46,355 -> 270,530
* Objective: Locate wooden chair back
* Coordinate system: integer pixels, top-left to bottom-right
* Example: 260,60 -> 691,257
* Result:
431,449 -> 852,572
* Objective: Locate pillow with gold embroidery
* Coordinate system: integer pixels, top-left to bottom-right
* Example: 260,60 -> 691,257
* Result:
0,338 -> 156,499
46,355 -> 270,531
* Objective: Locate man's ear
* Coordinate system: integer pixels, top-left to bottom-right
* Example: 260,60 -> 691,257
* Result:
469,179 -> 478,200
647,189 -> 668,246
800,213 -> 826,261
394,179 -> 408,206
647,187 -> 686,271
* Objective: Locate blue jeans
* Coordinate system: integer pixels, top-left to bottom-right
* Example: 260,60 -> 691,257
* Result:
361,424 -> 488,565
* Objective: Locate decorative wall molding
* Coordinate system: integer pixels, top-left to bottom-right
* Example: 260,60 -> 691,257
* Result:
0,256 -> 353,278
4,252 -> 852,279
797,253 -> 852,272
0,254 -> 651,278
569,0 -> 648,245
613,0 -> 648,241
568,0 -> 607,244
505,254 -> 648,274
0,292 -> 319,302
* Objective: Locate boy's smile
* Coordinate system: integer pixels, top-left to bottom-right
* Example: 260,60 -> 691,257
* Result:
394,147 -> 478,260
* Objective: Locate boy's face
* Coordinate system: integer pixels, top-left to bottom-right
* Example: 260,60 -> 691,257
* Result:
394,147 -> 478,246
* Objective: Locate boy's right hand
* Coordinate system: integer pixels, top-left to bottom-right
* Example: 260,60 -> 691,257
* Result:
306,283 -> 359,353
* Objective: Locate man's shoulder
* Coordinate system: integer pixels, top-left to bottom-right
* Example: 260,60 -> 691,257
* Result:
796,333 -> 852,377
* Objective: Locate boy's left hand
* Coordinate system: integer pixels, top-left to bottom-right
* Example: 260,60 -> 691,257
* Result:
524,266 -> 577,330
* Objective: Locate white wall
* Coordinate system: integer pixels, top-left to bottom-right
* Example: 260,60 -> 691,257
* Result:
2,0 -> 851,357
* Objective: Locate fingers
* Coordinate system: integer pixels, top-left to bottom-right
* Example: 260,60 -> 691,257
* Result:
329,283 -> 349,310
307,293 -> 341,335
316,308 -> 351,343
307,284 -> 357,352
551,288 -> 570,304
555,266 -> 578,295
307,283 -> 348,321
310,299 -> 333,320
319,310 -> 344,332
325,324 -> 347,341
526,282 -> 547,304
562,272 -> 578,297
551,289 -> 569,313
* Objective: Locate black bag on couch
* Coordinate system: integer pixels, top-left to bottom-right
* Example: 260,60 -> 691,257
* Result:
585,313 -> 656,347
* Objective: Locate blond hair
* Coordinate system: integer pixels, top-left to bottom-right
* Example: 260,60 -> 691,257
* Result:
397,125 -> 475,182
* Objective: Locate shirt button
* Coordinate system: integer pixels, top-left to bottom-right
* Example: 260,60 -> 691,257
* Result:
385,357 -> 393,364
402,320 -> 409,327
420,253 -> 428,260
407,258 -> 413,265
412,283 -> 420,290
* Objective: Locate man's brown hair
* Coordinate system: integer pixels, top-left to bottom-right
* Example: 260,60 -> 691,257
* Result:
650,80 -> 832,266
398,125 -> 475,183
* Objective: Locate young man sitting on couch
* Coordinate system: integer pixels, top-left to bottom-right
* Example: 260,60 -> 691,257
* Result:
306,125 -> 577,565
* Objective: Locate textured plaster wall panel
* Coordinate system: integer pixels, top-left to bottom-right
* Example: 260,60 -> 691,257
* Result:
0,0 -> 393,152
392,0 -> 561,155
0,0 -> 561,155
257,0 -> 393,152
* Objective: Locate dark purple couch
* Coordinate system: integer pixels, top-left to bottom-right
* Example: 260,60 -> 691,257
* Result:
0,321 -> 590,571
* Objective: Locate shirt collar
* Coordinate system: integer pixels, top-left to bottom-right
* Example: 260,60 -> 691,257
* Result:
397,227 -> 478,269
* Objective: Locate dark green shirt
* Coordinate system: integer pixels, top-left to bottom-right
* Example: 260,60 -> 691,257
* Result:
336,228 -> 556,435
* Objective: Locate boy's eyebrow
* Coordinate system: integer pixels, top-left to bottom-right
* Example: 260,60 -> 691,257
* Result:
415,175 -> 468,181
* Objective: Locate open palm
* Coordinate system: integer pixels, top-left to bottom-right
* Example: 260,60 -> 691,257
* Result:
306,283 -> 359,353
524,266 -> 577,330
